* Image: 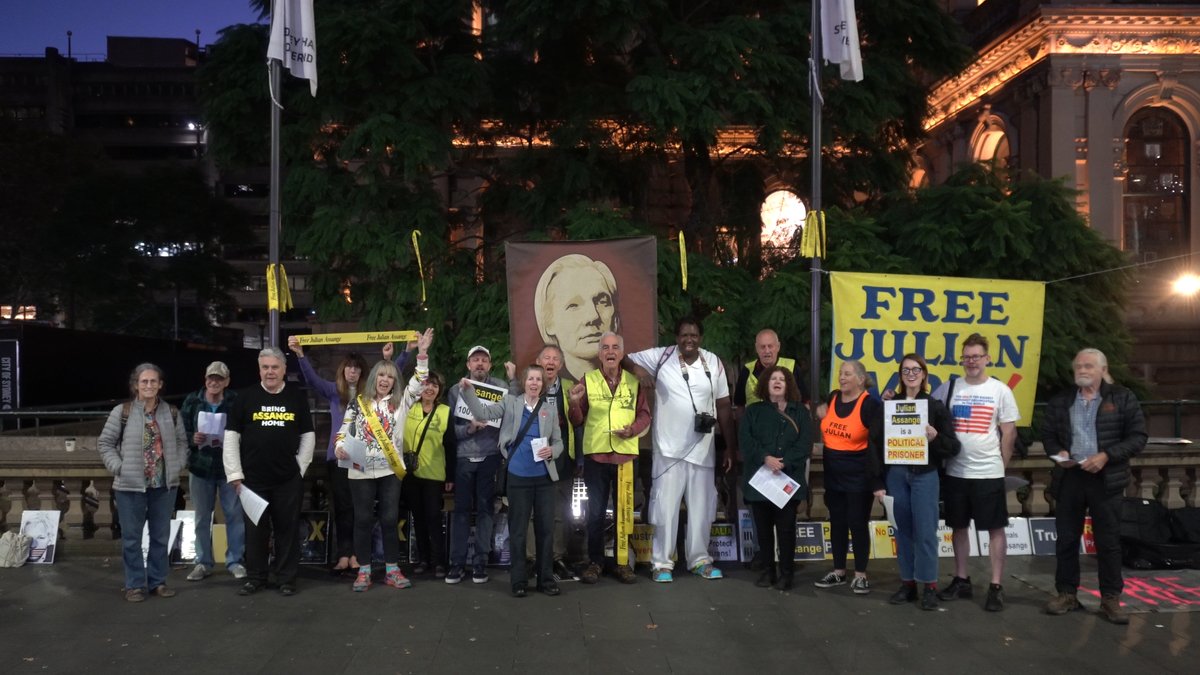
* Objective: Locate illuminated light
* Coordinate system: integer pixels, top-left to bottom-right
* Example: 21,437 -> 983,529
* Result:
1173,273 -> 1200,297
760,190 -> 806,249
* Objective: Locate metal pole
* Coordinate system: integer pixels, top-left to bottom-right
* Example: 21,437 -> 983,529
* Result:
268,57 -> 282,349
809,0 -> 824,413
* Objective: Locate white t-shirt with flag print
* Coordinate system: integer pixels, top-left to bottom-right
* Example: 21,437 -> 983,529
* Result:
941,377 -> 1020,480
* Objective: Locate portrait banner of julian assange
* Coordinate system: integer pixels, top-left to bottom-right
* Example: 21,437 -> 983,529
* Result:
506,238 -> 657,383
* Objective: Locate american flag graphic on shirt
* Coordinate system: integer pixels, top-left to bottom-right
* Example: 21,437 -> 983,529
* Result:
952,403 -> 995,435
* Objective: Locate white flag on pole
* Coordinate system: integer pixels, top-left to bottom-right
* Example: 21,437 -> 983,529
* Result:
821,0 -> 863,82
267,0 -> 318,96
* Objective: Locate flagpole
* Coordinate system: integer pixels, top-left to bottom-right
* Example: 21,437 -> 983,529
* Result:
268,56 -> 282,349
809,0 -> 823,416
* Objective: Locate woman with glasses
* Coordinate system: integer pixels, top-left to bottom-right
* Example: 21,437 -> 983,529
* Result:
814,360 -> 882,595
873,354 -> 960,610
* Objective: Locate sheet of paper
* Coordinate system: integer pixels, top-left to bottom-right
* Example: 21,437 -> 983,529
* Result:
880,494 -> 897,529
338,434 -> 368,471
197,411 -> 227,449
239,486 -> 269,526
748,464 -> 802,509
530,437 -> 548,462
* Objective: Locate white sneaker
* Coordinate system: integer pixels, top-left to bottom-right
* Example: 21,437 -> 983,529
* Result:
186,564 -> 211,581
228,563 -> 248,579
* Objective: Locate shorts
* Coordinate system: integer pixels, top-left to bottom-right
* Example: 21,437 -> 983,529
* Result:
942,475 -> 1008,532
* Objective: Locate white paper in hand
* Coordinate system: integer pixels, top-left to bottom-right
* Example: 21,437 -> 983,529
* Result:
880,494 -> 897,529
530,437 -> 548,462
239,486 -> 269,526
748,465 -> 802,509
339,435 -> 368,471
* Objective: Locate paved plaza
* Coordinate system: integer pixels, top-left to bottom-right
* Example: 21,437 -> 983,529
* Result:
2,547 -> 1197,674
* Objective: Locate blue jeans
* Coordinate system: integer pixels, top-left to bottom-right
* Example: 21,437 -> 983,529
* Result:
189,473 -> 244,568
886,467 -> 940,583
114,487 -> 176,591
450,454 -> 500,567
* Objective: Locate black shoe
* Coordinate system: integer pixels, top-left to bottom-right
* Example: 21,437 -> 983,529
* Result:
279,584 -> 297,597
773,572 -> 795,591
553,559 -> 576,582
937,576 -> 972,601
238,581 -> 264,596
889,584 -> 918,605
921,585 -> 939,611
538,581 -> 561,596
412,562 -> 429,575
755,570 -> 776,588
512,585 -> 528,598
984,583 -> 1004,612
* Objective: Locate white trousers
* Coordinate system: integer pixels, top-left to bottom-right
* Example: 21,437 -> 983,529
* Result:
649,453 -> 716,571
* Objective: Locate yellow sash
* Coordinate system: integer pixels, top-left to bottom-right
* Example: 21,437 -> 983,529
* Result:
357,395 -> 406,479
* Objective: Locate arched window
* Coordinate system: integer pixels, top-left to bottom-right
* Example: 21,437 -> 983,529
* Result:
1123,107 -> 1190,261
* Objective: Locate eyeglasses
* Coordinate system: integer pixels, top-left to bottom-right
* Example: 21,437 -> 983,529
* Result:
960,354 -> 988,363
900,367 -> 923,375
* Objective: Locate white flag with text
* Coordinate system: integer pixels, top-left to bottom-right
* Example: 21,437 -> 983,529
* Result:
267,0 -> 318,96
821,0 -> 863,82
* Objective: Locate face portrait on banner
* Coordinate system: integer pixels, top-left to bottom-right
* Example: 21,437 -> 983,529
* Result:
507,238 -> 657,383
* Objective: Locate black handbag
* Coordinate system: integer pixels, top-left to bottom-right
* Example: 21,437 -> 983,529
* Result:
496,398 -> 542,497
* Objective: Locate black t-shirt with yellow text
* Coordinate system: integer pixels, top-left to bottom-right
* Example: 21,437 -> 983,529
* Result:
228,384 -> 314,487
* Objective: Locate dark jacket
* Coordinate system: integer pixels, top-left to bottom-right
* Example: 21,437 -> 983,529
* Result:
181,388 -> 238,480
1042,381 -> 1147,496
739,400 -> 813,504
868,391 -> 960,491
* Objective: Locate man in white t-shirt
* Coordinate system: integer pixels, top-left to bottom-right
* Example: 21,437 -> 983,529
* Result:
627,317 -> 736,583
931,333 -> 1019,612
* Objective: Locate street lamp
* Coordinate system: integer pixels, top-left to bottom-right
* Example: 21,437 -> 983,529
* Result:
1172,272 -> 1200,297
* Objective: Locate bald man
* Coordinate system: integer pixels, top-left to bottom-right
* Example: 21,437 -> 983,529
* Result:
734,329 -> 808,417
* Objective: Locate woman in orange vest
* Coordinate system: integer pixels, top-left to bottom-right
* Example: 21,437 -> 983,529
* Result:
814,360 -> 882,595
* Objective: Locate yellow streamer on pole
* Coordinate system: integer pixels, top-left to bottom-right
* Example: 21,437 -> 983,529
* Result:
678,231 -> 688,291
800,211 -> 827,259
411,230 -> 426,304
265,264 -> 294,312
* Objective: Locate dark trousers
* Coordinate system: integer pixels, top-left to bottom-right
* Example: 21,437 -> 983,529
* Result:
825,488 -> 873,573
508,472 -> 555,588
583,458 -> 623,567
1055,468 -> 1124,596
349,474 -> 402,565
751,500 -> 798,576
450,454 -> 500,567
244,475 -> 303,585
327,460 -> 355,560
404,475 -> 447,566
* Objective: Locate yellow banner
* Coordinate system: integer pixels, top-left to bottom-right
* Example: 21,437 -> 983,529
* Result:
294,330 -> 420,346
616,461 -> 634,566
830,272 -> 1044,425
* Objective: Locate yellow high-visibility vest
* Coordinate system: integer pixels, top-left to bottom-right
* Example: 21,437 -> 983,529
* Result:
582,369 -> 639,456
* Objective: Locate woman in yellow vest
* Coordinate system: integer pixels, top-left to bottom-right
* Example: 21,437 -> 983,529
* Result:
402,372 -> 456,578
813,360 -> 882,595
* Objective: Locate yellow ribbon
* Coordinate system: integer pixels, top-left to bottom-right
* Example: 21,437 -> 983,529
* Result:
411,230 -> 426,304
616,461 -> 634,566
800,211 -> 827,258
294,330 -> 421,346
678,231 -> 688,291
266,264 -> 294,312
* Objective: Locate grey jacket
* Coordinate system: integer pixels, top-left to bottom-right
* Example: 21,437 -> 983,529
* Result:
461,387 -> 564,481
98,400 -> 188,492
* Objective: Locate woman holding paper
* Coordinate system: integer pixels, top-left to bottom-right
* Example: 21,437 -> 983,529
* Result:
872,353 -> 960,610
739,366 -> 812,590
814,360 -> 882,595
334,328 -> 433,592
460,365 -> 564,598
288,337 -> 370,573
98,363 -> 188,602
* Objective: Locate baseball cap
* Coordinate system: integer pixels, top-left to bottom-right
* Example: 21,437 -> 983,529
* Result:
466,345 -> 491,358
205,361 -> 230,379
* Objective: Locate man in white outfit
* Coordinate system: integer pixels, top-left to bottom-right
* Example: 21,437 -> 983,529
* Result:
627,317 -> 736,582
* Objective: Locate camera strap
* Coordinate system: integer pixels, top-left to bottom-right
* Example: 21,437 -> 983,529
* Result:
679,351 -> 713,415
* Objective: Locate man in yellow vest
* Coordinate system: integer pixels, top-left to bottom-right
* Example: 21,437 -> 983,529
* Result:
568,332 -> 651,584
508,344 -> 581,581
735,329 -> 809,416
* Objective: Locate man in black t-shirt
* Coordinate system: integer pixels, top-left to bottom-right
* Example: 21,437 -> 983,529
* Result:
223,346 -> 315,596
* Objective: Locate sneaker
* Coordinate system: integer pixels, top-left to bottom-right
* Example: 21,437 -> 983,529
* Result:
238,581 -> 264,596
921,585 -> 939,611
186,564 -> 211,582
850,576 -> 871,595
353,570 -> 372,592
984,583 -> 1005,612
937,576 -> 973,601
279,584 -> 297,596
889,584 -> 917,604
228,563 -> 248,580
1045,591 -> 1082,615
537,581 -> 562,596
412,562 -> 429,575
385,568 -> 413,589
690,562 -> 723,580
471,565 -> 490,584
125,588 -> 146,603
434,565 -> 447,579
652,568 -> 673,583
814,571 -> 846,588
152,585 -> 176,598
614,565 -> 637,585
773,572 -> 795,591
580,561 -> 602,584
1099,594 -> 1129,625
445,565 -> 464,584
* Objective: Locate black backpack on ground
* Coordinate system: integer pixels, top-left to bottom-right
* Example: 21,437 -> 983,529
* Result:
1119,497 -> 1200,570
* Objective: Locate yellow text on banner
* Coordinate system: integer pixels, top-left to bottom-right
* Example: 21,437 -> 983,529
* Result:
294,330 -> 420,346
829,271 -> 1044,425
